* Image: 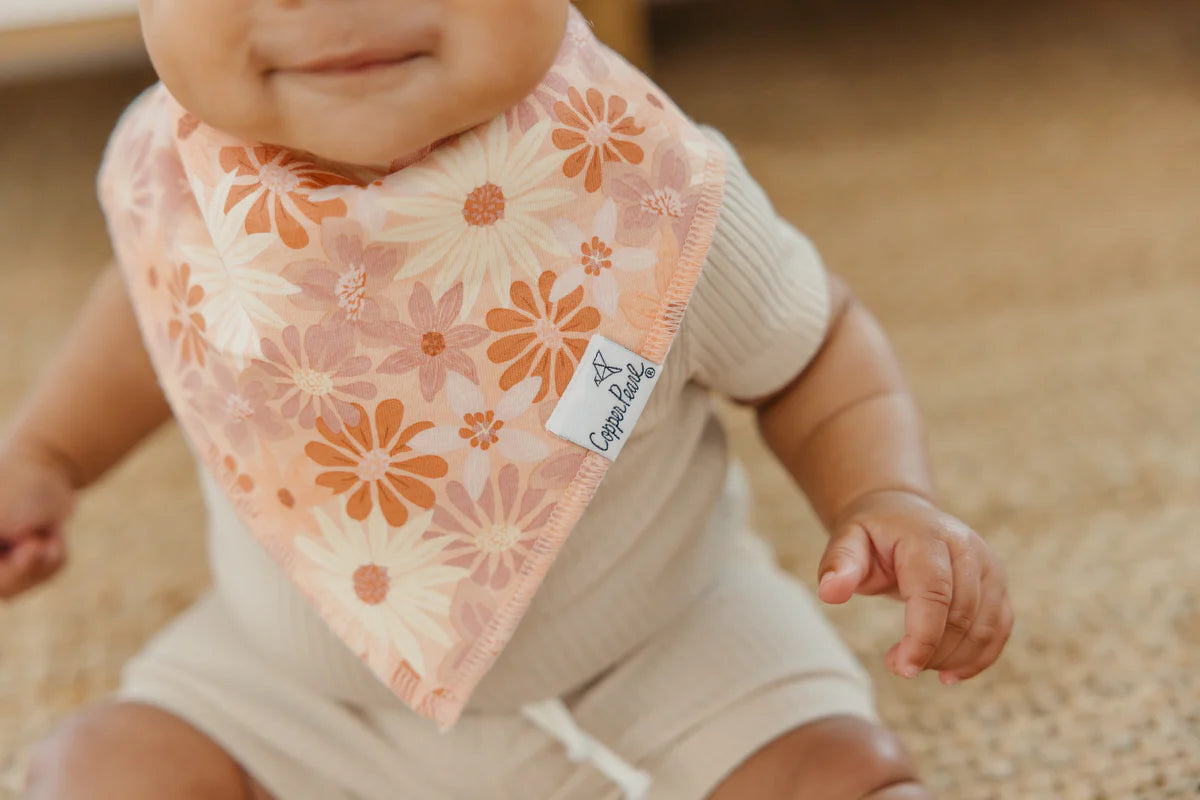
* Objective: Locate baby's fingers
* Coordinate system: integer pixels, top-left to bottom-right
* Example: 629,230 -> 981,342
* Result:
925,546 -> 981,673
890,536 -> 952,678
0,536 -> 65,600
937,582 -> 1013,684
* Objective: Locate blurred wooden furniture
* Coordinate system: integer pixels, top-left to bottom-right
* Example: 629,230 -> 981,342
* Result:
574,0 -> 651,69
0,13 -> 143,82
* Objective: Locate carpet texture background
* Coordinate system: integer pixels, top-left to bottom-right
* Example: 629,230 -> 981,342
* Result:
1,1 -> 1197,797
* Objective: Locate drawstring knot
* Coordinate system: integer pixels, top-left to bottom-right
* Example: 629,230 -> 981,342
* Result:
521,699 -> 651,800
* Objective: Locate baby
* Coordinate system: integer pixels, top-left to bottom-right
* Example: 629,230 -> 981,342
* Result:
1,1 -> 1012,799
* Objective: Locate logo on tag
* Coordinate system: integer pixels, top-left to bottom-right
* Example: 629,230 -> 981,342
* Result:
546,335 -> 662,461
591,350 -> 623,386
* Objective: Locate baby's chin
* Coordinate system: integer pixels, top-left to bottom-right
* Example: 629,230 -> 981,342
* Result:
277,122 -> 442,170
260,98 -> 455,169
259,67 -> 538,169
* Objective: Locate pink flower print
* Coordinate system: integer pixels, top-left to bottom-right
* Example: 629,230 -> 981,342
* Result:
530,447 -> 587,491
409,373 -> 549,500
282,218 -> 403,342
155,145 -> 199,234
554,11 -> 612,81
376,283 -> 488,403
505,71 -> 570,133
430,464 -> 555,591
254,324 -> 377,431
609,142 -> 698,246
187,362 -> 285,454
551,199 -> 656,315
438,579 -> 497,683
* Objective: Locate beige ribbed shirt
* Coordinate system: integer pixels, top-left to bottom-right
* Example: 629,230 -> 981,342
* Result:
202,130 -> 832,712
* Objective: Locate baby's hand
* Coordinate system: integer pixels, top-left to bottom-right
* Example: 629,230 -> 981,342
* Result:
0,437 -> 75,599
817,490 -> 1012,685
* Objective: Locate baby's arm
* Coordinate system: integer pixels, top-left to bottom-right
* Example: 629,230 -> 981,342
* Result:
0,266 -> 171,598
755,276 -> 1012,684
5,266 -> 171,487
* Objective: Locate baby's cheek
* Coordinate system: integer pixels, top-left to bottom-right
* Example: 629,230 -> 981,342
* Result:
446,3 -> 566,124
140,0 -> 272,139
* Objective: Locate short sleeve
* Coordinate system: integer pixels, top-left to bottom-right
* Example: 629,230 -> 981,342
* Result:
681,130 -> 832,401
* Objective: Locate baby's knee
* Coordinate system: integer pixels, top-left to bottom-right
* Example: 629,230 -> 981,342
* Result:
721,714 -> 932,800
804,718 -> 927,799
25,703 -> 170,798
25,702 -> 253,800
25,706 -> 114,797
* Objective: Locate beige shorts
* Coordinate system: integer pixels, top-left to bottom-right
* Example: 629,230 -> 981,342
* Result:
119,534 -> 875,800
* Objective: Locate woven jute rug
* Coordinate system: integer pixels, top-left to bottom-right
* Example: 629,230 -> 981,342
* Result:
1,1 -> 1197,797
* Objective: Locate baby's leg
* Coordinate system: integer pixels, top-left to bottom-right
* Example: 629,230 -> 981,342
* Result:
708,715 -> 932,800
26,702 -> 273,800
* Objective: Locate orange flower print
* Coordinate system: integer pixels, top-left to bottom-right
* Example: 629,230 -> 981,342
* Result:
219,145 -> 353,249
166,263 -> 208,366
305,399 -> 448,527
177,113 -> 201,140
409,373 -> 549,500
486,271 -> 601,403
552,87 -> 645,192
217,453 -> 256,495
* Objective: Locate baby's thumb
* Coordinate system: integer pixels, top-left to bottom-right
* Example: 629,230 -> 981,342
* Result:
818,523 -> 871,604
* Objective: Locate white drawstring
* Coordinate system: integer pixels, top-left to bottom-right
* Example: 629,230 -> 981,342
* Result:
521,699 -> 651,800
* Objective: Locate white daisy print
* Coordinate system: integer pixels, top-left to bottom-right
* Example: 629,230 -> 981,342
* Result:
408,373 -> 549,500
296,507 -> 466,676
181,169 -> 298,363
379,117 -> 571,315
550,199 -> 656,315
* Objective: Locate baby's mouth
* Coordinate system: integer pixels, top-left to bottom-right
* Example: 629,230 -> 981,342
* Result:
286,48 -> 422,75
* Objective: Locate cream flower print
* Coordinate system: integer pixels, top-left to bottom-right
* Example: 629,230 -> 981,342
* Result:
409,373 -> 549,500
380,117 -> 571,314
551,199 -> 656,315
296,508 -> 466,675
182,170 -> 298,363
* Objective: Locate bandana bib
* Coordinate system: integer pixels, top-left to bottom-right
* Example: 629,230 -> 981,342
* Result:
99,10 -> 725,729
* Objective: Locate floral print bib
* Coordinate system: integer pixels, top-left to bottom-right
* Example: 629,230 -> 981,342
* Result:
98,9 -> 725,728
